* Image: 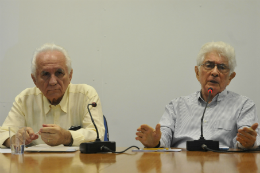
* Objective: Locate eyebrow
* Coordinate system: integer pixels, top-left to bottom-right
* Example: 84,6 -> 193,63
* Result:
40,69 -> 65,75
205,61 -> 227,65
56,69 -> 65,73
41,71 -> 49,75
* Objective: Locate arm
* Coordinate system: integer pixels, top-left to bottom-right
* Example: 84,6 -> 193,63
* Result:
71,94 -> 105,145
158,101 -> 176,148
0,97 -> 38,148
234,99 -> 260,149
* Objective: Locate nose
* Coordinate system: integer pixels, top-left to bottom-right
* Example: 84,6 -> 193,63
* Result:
49,74 -> 58,85
211,65 -> 219,77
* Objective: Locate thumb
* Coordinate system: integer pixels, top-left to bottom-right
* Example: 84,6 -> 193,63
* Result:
251,123 -> 258,131
42,124 -> 56,127
155,124 -> 161,135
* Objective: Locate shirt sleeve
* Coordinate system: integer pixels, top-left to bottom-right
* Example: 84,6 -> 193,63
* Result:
159,101 -> 176,148
69,92 -> 105,146
0,96 -> 26,148
233,98 -> 260,149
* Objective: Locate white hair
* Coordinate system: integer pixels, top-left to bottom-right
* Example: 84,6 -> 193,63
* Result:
197,41 -> 237,75
31,43 -> 72,77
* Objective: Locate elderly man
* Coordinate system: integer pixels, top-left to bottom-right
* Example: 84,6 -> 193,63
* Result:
136,41 -> 260,149
0,43 -> 104,147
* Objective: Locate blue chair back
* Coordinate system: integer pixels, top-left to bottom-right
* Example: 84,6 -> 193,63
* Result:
103,115 -> 109,141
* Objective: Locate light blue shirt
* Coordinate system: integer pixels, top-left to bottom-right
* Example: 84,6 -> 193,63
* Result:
159,89 -> 260,148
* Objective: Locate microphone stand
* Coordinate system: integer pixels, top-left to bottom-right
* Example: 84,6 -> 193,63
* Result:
80,102 -> 116,153
186,88 -> 219,151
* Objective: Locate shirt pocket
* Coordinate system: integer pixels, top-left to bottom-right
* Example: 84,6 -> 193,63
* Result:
214,120 -> 232,131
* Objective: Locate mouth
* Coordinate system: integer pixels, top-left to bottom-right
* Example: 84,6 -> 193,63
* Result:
209,80 -> 218,84
48,89 -> 60,92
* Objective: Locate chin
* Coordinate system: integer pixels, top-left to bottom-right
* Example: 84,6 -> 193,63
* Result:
47,93 -> 62,99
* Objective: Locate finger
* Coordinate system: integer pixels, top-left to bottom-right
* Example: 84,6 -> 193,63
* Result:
237,137 -> 248,147
26,127 -> 37,139
31,135 -> 39,140
140,124 -> 153,132
16,128 -> 30,144
239,129 -> 257,138
237,133 -> 253,143
237,136 -> 253,148
237,132 -> 256,148
40,127 -> 57,133
251,123 -> 258,131
42,124 -> 56,127
241,127 -> 255,134
135,136 -> 146,142
140,125 -> 155,134
41,135 -> 48,144
135,136 -> 141,141
136,132 -> 144,138
155,124 -> 161,135
137,126 -> 142,131
41,133 -> 52,143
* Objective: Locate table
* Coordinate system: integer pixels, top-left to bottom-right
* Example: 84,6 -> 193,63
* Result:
0,148 -> 259,173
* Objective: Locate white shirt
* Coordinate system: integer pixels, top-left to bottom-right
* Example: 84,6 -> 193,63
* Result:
159,89 -> 260,149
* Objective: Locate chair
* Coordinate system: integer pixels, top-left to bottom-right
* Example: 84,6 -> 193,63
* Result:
103,115 -> 109,141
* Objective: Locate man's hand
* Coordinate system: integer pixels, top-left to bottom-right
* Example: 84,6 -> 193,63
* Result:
3,127 -> 39,147
24,127 -> 39,145
236,123 -> 258,149
39,124 -> 72,146
135,124 -> 161,148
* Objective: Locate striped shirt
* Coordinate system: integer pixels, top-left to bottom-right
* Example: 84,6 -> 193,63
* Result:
159,89 -> 260,148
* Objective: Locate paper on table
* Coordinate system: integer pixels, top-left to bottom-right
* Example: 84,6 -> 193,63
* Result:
0,148 -> 11,153
132,148 -> 182,152
25,144 -> 79,152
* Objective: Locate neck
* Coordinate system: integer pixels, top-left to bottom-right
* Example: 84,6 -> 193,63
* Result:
201,91 -> 213,103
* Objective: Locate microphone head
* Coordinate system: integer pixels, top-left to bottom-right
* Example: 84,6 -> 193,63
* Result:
91,102 -> 97,107
208,88 -> 213,94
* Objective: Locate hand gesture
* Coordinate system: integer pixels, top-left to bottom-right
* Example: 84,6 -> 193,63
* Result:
39,124 -> 72,146
237,123 -> 258,149
135,124 -> 161,148
4,127 -> 38,147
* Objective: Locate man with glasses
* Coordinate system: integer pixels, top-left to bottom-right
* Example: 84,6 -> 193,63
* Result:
136,41 -> 259,149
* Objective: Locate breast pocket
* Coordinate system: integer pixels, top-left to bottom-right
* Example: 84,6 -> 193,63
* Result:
214,120 -> 232,131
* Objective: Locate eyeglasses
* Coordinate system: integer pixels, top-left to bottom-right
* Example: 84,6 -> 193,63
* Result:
200,61 -> 230,73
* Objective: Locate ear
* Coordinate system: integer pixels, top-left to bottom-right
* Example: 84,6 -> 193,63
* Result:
31,74 -> 37,86
195,66 -> 200,81
227,72 -> 236,86
69,69 -> 73,82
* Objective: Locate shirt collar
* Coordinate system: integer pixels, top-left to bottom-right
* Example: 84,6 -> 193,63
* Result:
59,84 -> 69,113
197,89 -> 228,103
43,84 -> 70,114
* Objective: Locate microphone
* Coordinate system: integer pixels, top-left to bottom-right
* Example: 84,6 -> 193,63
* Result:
80,102 -> 116,153
186,88 -> 219,151
87,102 -> 100,141
200,88 -> 212,140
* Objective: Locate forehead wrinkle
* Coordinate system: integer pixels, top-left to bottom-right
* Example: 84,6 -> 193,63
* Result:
205,60 -> 228,66
36,51 -> 67,71
204,53 -> 229,65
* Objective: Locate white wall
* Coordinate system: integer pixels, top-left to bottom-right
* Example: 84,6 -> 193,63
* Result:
0,0 -> 259,147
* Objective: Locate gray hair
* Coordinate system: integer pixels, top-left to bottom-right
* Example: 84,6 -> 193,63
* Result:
31,43 -> 72,77
197,41 -> 237,75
